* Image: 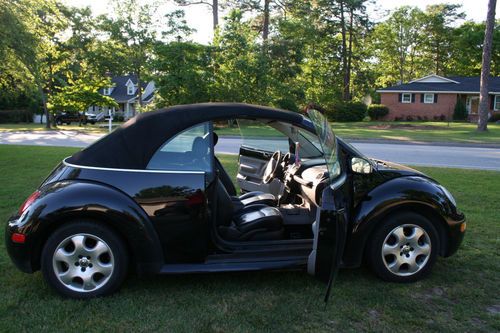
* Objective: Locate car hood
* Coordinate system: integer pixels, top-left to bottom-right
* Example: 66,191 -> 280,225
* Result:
372,159 -> 427,179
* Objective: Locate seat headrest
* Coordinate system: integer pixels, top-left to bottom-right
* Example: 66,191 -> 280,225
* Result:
213,132 -> 219,146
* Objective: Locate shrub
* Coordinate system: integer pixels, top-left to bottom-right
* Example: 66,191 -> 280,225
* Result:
113,111 -> 125,122
0,109 -> 33,123
275,98 -> 299,112
453,98 -> 467,120
489,112 -> 500,123
326,101 -> 367,122
433,114 -> 447,121
367,104 -> 389,120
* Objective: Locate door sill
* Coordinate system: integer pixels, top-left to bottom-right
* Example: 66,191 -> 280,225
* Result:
159,257 -> 307,274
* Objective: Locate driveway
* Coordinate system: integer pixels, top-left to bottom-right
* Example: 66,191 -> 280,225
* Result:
1,131 -> 499,171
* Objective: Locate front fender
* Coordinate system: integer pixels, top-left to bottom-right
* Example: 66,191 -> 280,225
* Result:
9,180 -> 163,274
343,176 -> 458,267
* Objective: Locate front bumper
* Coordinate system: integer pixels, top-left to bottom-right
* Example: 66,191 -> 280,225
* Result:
5,217 -> 35,273
444,212 -> 466,257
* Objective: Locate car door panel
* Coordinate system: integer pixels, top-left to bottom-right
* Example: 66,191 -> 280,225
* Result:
237,146 -> 273,193
308,178 -> 348,281
305,107 -> 349,301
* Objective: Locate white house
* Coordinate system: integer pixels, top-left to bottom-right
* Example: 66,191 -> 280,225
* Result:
87,74 -> 156,120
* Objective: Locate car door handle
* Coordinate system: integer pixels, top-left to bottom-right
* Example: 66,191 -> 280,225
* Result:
240,164 -> 258,173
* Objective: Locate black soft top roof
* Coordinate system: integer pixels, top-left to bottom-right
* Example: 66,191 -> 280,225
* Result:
67,103 -> 306,169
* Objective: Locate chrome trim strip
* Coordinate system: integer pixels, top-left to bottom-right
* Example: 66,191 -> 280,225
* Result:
62,157 -> 205,174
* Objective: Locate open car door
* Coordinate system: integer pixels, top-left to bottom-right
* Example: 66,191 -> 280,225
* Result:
235,119 -> 289,196
306,108 -> 349,303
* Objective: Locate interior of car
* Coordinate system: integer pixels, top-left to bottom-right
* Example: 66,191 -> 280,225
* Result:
146,117 -> 332,245
208,118 -> 331,244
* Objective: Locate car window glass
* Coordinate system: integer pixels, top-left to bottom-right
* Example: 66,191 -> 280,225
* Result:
234,119 -> 289,152
147,122 -> 212,172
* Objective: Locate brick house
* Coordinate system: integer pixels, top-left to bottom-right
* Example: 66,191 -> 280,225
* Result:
377,75 -> 500,121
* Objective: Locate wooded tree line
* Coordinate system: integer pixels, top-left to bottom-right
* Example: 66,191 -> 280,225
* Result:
0,0 -> 498,125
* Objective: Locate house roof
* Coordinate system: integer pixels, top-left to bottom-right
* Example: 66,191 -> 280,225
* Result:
102,75 -> 150,103
142,91 -> 155,102
377,75 -> 500,94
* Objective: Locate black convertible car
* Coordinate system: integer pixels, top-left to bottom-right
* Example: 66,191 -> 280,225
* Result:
5,103 -> 466,299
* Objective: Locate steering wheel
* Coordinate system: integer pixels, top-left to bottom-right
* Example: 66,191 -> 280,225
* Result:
282,152 -> 292,166
262,151 -> 282,184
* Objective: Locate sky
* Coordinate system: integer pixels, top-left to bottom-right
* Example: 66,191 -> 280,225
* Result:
64,0 -> 499,44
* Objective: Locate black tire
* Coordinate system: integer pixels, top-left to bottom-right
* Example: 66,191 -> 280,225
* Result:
56,119 -> 62,126
367,211 -> 439,283
41,220 -> 128,299
66,122 -> 71,125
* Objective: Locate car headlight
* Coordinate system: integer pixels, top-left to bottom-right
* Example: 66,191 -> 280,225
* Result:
439,185 -> 457,207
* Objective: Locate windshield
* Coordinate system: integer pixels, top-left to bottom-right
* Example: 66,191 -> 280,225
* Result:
307,109 -> 341,181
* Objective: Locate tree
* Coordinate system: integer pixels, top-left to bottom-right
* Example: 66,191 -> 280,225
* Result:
48,73 -> 118,114
0,0 -> 69,128
212,10 -> 261,103
225,1 -> 295,42
173,0 -> 221,31
153,42 -> 211,106
99,0 -> 158,113
478,0 -> 497,132
421,4 -> 465,75
369,7 -> 426,86
315,0 -> 370,101
453,98 -> 467,120
153,10 -> 208,106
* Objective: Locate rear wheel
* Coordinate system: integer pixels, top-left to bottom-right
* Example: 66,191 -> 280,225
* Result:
368,212 -> 439,282
41,220 -> 128,299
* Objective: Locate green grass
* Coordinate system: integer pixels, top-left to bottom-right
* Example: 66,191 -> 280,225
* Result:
332,121 -> 500,145
0,122 -> 121,133
0,145 -> 499,332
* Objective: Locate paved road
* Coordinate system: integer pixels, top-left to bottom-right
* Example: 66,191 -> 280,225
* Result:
1,131 -> 499,171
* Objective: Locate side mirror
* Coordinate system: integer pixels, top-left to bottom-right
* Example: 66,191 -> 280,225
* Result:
351,157 -> 373,174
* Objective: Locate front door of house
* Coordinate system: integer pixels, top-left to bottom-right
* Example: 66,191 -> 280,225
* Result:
466,96 -> 479,114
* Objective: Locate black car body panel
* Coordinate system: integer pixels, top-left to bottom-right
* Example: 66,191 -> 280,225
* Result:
6,178 -> 164,274
343,175 -> 465,267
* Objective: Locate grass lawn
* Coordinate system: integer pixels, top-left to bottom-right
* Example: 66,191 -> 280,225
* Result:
0,122 -> 120,134
333,121 -> 500,145
0,145 -> 499,332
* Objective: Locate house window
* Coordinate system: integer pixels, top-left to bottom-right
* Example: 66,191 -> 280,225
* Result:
424,93 -> 435,104
402,93 -> 412,103
495,95 -> 500,111
127,84 -> 135,95
103,88 -> 110,96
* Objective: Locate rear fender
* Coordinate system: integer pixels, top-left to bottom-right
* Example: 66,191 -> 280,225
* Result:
16,180 -> 163,274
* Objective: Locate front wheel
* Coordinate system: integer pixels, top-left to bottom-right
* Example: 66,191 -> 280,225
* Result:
367,212 -> 439,282
41,220 -> 128,299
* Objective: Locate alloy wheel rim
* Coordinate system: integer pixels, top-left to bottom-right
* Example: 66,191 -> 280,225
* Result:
52,233 -> 114,293
381,224 -> 431,276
